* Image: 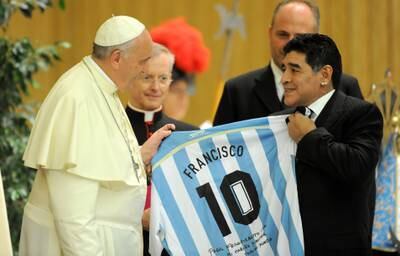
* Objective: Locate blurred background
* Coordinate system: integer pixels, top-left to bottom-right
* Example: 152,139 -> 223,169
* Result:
3,0 -> 400,125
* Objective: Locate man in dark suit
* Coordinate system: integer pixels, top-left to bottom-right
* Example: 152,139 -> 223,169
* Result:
280,33 -> 383,255
213,0 -> 363,126
126,43 -> 197,256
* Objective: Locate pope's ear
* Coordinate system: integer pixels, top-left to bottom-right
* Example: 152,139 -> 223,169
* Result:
109,49 -> 123,69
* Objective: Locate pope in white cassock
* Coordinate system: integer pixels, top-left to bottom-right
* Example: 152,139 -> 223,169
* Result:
18,16 -> 175,256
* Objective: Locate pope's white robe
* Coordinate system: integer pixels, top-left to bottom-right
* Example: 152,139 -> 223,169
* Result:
0,170 -> 12,256
19,56 -> 147,256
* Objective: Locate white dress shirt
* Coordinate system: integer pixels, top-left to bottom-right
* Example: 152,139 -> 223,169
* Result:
270,59 -> 284,102
308,90 -> 335,121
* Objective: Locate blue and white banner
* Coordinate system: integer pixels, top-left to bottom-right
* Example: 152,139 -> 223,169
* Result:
373,133 -> 398,252
149,116 -> 304,256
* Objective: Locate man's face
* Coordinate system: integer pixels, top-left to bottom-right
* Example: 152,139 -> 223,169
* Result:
281,51 -> 323,107
119,31 -> 152,90
269,3 -> 317,68
129,53 -> 172,111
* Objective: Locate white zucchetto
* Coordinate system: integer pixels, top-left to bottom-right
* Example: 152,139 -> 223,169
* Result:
94,15 -> 145,47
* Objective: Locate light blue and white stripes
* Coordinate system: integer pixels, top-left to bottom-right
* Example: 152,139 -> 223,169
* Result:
149,116 -> 304,256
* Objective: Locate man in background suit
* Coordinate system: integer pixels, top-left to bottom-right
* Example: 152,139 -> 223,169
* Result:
281,33 -> 382,255
213,0 -> 363,125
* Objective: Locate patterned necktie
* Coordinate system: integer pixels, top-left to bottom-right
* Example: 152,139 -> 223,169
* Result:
293,106 -> 313,118
304,106 -> 315,119
285,106 -> 315,124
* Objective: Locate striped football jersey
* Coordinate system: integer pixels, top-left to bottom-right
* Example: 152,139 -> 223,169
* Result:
149,116 -> 304,256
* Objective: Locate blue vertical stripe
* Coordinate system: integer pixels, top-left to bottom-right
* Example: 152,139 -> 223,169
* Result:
256,128 -> 304,255
152,165 -> 199,255
172,148 -> 228,254
226,131 -> 280,255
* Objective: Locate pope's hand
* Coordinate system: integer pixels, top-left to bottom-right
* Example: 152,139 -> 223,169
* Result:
141,123 -> 175,168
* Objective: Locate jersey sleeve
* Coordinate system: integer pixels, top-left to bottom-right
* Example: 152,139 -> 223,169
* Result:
149,184 -> 164,256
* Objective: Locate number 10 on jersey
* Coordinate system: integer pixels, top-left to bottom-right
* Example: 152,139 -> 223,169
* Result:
196,170 -> 260,236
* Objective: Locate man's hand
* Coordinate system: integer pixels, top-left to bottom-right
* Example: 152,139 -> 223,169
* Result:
287,112 -> 316,143
142,208 -> 150,231
141,124 -> 175,166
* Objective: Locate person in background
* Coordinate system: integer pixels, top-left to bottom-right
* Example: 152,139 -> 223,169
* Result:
213,0 -> 363,126
150,17 -> 210,121
126,42 -> 198,145
19,16 -> 174,256
125,42 -> 197,256
280,33 -> 382,256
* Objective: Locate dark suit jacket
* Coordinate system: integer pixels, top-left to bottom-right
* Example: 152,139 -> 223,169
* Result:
277,91 -> 383,255
213,65 -> 363,125
126,107 -> 198,145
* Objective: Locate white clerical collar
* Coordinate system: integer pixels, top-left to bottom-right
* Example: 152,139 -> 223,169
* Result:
308,89 -> 335,120
270,59 -> 284,101
87,55 -> 118,92
127,102 -> 162,122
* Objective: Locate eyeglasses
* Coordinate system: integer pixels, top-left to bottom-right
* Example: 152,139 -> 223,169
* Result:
137,72 -> 172,85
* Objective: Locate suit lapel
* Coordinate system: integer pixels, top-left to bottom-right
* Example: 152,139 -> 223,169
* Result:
315,91 -> 347,128
253,65 -> 283,114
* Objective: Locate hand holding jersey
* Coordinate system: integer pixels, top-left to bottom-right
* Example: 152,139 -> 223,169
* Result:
285,106 -> 316,143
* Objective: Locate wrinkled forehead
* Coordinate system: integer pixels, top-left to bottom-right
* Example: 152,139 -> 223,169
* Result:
132,31 -> 153,61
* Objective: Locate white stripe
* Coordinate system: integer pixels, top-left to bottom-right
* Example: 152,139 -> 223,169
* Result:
269,117 -> 304,248
149,187 -> 163,256
150,186 -> 185,256
212,134 -> 275,255
241,128 -> 291,255
161,205 -> 186,256
161,156 -> 212,254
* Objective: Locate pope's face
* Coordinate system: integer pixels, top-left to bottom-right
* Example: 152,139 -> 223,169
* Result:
129,53 -> 172,111
119,30 -> 152,90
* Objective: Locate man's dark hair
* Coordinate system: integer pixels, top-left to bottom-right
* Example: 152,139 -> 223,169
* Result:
283,33 -> 342,88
